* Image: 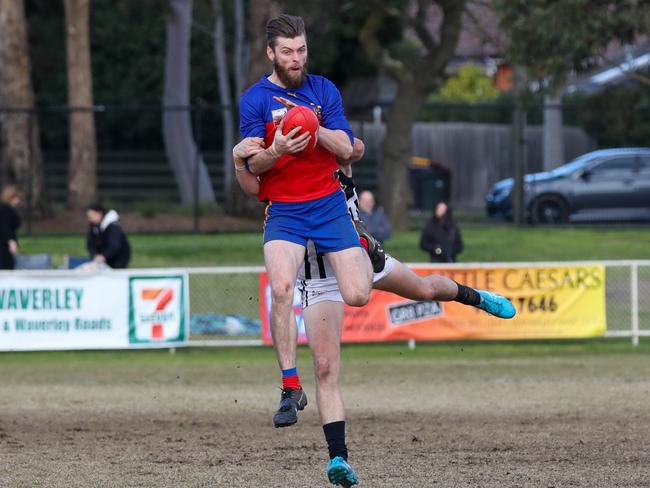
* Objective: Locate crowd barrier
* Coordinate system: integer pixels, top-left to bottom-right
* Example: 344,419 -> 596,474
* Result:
1,261 -> 649,351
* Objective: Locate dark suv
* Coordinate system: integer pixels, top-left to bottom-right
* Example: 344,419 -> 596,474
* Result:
486,148 -> 650,224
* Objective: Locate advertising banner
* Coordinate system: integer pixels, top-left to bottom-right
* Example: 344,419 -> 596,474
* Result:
0,271 -> 188,351
260,264 -> 606,344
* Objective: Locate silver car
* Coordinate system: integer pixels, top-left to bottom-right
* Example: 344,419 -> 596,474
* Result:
486,148 -> 650,224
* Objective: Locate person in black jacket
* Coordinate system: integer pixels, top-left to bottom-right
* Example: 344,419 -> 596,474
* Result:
420,201 -> 463,263
0,185 -> 22,270
86,203 -> 131,268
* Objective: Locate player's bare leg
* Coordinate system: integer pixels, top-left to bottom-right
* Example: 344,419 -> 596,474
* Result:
375,260 -> 515,319
264,240 -> 304,369
304,301 -> 345,424
264,240 -> 309,426
374,260 -> 458,301
326,247 -> 373,307
304,300 -> 358,487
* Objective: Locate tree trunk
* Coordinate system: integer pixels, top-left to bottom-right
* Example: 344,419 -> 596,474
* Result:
358,1 -> 466,230
245,0 -> 278,87
162,0 -> 215,204
212,0 -> 234,199
212,0 -> 273,218
543,93 -> 564,170
233,0 -> 247,98
0,0 -> 50,216
64,0 -> 97,209
379,81 -> 426,231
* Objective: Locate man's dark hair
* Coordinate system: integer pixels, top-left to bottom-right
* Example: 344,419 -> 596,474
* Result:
266,14 -> 305,49
86,202 -> 106,215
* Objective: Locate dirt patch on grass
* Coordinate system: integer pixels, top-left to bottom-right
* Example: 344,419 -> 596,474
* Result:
2,349 -> 649,487
3,408 -> 648,487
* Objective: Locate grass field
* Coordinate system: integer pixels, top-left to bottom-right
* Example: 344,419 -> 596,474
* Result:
2,340 -> 649,487
18,225 -> 650,268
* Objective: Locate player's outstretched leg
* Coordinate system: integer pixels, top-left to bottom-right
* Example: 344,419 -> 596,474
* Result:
327,456 -> 358,487
475,290 -> 516,319
273,386 -> 308,428
373,261 -> 516,319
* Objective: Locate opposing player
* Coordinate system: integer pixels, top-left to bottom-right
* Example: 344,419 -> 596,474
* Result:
233,137 -> 515,487
239,14 -> 380,430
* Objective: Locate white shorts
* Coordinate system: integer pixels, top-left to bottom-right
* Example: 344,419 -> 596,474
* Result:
298,253 -> 395,309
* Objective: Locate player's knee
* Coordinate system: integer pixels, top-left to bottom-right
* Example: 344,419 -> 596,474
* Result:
314,356 -> 338,382
343,289 -> 370,307
270,280 -> 294,303
415,279 -> 437,301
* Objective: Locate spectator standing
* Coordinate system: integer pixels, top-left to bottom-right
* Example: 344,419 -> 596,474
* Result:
86,203 -> 131,269
0,185 -> 22,270
358,190 -> 392,244
420,201 -> 463,263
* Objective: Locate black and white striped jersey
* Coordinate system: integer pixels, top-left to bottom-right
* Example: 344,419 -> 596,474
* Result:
297,170 -> 358,281
337,170 -> 360,221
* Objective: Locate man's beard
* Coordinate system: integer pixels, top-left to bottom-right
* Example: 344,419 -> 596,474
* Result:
274,60 -> 308,89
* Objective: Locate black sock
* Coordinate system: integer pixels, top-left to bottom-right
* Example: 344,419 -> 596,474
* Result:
453,282 -> 481,306
323,421 -> 348,460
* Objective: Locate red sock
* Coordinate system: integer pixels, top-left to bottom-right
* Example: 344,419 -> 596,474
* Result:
282,368 -> 302,390
359,236 -> 369,251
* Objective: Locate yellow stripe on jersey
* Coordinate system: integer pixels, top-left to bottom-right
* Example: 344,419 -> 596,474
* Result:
263,201 -> 272,231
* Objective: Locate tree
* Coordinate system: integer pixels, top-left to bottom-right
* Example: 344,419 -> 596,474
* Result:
578,83 -> 650,146
246,0 -> 279,87
209,0 -> 262,216
0,0 -> 49,216
496,0 -> 650,92
211,0 -> 235,204
64,0 -> 97,209
439,64 -> 499,102
162,0 -> 215,204
496,1 -> 650,172
358,0 -> 466,229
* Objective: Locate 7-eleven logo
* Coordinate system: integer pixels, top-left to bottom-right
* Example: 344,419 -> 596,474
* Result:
129,276 -> 186,344
141,288 -> 174,339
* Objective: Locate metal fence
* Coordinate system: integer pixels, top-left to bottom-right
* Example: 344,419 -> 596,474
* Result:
187,260 -> 650,347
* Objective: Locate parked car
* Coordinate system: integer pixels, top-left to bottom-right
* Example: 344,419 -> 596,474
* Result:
486,148 -> 650,224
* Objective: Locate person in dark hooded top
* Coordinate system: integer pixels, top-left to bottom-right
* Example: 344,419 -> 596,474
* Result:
419,201 -> 463,263
0,185 -> 22,270
86,203 -> 131,268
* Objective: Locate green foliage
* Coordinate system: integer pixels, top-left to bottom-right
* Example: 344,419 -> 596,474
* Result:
495,0 -> 650,92
278,0 -> 380,83
574,84 -> 650,147
25,0 -> 379,151
418,100 -> 512,124
439,64 -> 499,103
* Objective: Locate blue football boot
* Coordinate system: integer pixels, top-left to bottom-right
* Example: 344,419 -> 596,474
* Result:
327,456 -> 358,487
476,290 -> 516,319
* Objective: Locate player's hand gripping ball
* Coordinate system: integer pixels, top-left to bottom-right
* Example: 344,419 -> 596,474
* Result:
282,106 -> 319,157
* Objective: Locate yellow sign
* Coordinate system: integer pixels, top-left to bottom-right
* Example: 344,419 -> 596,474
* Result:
261,265 -> 607,343
398,265 -> 607,340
